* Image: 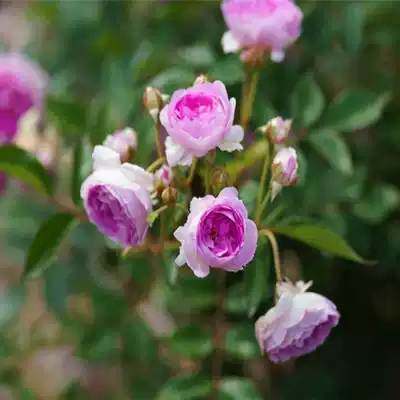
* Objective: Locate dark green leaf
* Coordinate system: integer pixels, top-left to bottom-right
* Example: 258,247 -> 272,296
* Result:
352,184 -> 399,224
24,213 -> 78,279
220,378 -> 262,400
224,324 -> 260,360
0,145 -> 53,195
156,373 -> 211,400
274,224 -> 364,263
290,73 -> 325,127
320,90 -> 390,131
71,138 -> 92,205
308,129 -> 353,175
167,325 -> 212,358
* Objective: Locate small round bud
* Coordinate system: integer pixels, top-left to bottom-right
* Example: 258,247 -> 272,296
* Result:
271,147 -> 298,186
143,87 -> 164,121
103,127 -> 137,163
211,168 -> 232,194
194,73 -> 209,85
259,117 -> 292,144
161,187 -> 178,205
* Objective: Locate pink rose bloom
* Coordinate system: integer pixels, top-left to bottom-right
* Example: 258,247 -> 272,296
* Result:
255,280 -> 340,363
221,0 -> 303,62
154,164 -> 173,187
160,81 -> 244,167
103,127 -> 137,163
81,146 -> 153,247
174,187 -> 257,278
0,53 -> 47,143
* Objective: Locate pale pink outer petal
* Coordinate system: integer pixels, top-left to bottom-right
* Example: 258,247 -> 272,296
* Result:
218,187 -> 239,199
221,30 -> 242,53
270,49 -> 285,63
92,145 -> 121,170
189,195 -> 215,216
165,136 -> 194,167
120,163 -> 154,192
218,124 -> 244,152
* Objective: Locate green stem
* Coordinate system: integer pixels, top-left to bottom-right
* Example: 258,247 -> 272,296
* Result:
175,203 -> 189,214
240,69 -> 260,131
147,157 -> 165,173
256,185 -> 272,225
185,158 -> 198,187
205,161 -> 212,194
255,140 -> 270,225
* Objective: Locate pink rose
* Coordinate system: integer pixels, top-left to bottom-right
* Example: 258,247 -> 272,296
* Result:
174,187 -> 257,278
256,280 -> 340,363
0,53 -> 47,143
221,0 -> 303,62
160,81 -> 244,167
81,146 -> 153,247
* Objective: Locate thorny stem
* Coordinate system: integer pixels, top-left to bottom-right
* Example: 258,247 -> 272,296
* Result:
147,156 -> 165,173
255,139 -> 270,225
240,68 -> 260,131
211,269 -> 226,400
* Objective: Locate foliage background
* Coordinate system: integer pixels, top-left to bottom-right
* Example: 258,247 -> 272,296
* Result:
0,0 -> 400,399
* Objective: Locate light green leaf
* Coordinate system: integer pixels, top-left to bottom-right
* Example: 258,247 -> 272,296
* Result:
224,324 -> 260,360
352,184 -> 400,224
239,180 -> 259,216
320,90 -> 390,131
220,378 -> 262,400
0,283 -> 26,331
178,44 -> 215,68
156,373 -> 211,400
0,145 -> 53,195
149,67 -> 196,93
274,224 -> 364,263
167,325 -> 212,358
290,73 -> 325,127
208,56 -> 244,85
24,213 -> 78,279
308,129 -> 353,175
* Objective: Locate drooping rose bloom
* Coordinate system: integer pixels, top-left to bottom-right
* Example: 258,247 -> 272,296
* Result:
174,187 -> 257,277
255,280 -> 340,363
160,81 -> 244,167
103,127 -> 137,163
221,0 -> 303,62
81,146 -> 153,247
0,53 -> 47,143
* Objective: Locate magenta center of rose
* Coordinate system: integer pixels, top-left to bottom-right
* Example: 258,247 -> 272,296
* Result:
198,205 -> 244,258
175,93 -> 219,120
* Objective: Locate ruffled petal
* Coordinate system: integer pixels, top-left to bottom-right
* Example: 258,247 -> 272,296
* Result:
92,145 -> 121,170
218,125 -> 244,152
165,136 -> 194,167
221,30 -> 242,54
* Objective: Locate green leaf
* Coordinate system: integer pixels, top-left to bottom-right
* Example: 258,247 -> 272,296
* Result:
167,325 -> 212,358
178,44 -> 215,68
244,235 -> 270,317
290,73 -> 325,127
239,180 -> 259,216
0,145 -> 53,195
320,90 -> 390,131
224,325 -> 260,360
274,224 -> 364,263
24,213 -> 78,279
71,138 -> 92,205
352,184 -> 400,224
156,373 -> 211,400
149,67 -> 196,93
208,56 -> 244,85
0,283 -> 26,331
220,378 -> 262,400
308,129 -> 353,175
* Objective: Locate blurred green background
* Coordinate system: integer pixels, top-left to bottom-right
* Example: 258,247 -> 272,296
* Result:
1,0 -> 400,399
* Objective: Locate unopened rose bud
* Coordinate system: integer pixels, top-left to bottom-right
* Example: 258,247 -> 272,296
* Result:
259,117 -> 292,144
144,87 -> 164,121
161,186 -> 177,205
155,164 -> 173,189
194,73 -> 209,85
271,147 -> 298,186
212,168 -> 232,194
103,127 -> 137,163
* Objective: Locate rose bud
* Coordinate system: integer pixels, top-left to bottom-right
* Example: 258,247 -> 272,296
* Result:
143,87 -> 164,122
259,117 -> 292,144
255,280 -> 340,363
103,127 -> 137,163
154,164 -> 173,189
